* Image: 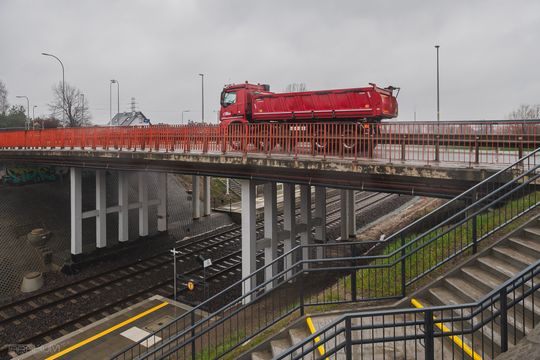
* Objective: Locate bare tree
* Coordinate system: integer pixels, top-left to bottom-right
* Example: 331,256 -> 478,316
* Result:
0,79 -> 9,115
48,82 -> 91,127
507,104 -> 540,120
285,83 -> 307,92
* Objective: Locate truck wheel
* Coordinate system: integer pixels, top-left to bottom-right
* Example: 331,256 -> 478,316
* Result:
342,128 -> 357,154
313,129 -> 329,153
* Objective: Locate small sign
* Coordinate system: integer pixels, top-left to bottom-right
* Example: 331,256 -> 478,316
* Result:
203,258 -> 212,268
187,280 -> 196,291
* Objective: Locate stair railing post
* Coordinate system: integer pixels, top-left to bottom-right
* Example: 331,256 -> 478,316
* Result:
500,288 -> 509,352
471,190 -> 478,254
299,271 -> 305,316
191,311 -> 196,360
401,232 -> 407,296
424,309 -> 435,360
345,316 -> 352,359
351,245 -> 357,302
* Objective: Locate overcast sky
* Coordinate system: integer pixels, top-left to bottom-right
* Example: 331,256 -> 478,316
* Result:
1,0 -> 539,125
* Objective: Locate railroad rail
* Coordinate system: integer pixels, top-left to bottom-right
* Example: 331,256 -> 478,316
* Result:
0,190 -> 392,358
0,120 -> 538,166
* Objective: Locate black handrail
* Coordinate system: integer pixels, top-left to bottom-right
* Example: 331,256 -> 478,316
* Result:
111,147 -> 539,360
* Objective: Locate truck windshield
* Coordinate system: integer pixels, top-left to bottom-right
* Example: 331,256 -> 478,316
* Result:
222,91 -> 237,107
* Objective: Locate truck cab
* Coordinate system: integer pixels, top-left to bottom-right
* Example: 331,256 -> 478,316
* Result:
219,83 -> 271,126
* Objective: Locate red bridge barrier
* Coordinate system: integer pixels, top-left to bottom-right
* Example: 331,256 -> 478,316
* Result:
0,121 -> 538,166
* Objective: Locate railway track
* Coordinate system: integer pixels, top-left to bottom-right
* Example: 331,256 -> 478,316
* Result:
0,190 -> 396,357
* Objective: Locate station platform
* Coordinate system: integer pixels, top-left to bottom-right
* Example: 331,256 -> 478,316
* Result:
17,295 -> 204,360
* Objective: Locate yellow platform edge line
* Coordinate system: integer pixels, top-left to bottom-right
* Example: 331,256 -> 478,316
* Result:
306,316 -> 327,359
411,298 -> 482,360
45,301 -> 169,360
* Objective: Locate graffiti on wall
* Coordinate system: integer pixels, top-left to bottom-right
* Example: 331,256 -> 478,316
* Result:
2,166 -> 57,185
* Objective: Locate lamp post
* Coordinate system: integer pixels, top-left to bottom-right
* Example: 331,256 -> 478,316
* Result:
110,80 -> 119,123
434,44 -> 440,162
42,53 -> 65,125
181,110 -> 190,124
198,73 -> 204,123
16,95 -> 29,129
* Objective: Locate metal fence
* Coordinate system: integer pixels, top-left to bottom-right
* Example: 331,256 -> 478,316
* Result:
0,121 -> 538,166
278,259 -> 540,359
109,147 -> 540,359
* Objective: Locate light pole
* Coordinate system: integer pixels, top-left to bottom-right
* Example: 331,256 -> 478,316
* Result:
198,73 -> 204,123
181,110 -> 190,124
42,53 -> 65,125
170,248 -> 180,301
16,95 -> 29,129
435,45 -> 440,162
110,80 -> 120,123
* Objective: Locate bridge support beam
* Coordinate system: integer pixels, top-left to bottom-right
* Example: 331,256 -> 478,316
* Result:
240,179 -> 256,302
203,176 -> 211,216
118,171 -> 129,243
192,175 -> 200,219
314,186 -> 326,258
263,182 -> 278,291
300,185 -> 312,269
138,172 -> 149,237
95,170 -> 107,248
283,183 -> 296,280
70,167 -> 83,255
157,173 -> 167,232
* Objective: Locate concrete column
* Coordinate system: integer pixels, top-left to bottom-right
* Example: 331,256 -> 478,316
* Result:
347,190 -> 356,239
70,167 -> 83,255
340,189 -> 348,241
241,179 -> 256,302
300,185 -> 312,268
157,173 -> 167,232
314,186 -> 326,258
203,176 -> 211,216
283,183 -> 296,279
96,170 -> 107,248
263,182 -> 278,291
138,172 -> 149,237
118,171 -> 129,242
192,175 -> 200,219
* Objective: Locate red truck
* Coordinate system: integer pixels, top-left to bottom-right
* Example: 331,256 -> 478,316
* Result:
219,82 -> 399,152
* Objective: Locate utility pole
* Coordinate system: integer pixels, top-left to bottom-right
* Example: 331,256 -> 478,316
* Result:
170,248 -> 180,301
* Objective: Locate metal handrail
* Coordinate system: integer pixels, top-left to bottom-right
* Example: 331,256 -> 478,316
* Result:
113,149 -> 539,359
278,259 -> 540,359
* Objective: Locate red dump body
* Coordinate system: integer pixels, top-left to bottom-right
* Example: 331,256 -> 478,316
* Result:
219,82 -> 398,125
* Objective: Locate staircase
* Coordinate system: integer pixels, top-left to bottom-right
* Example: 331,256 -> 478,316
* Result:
240,213 -> 540,360
410,213 -> 540,359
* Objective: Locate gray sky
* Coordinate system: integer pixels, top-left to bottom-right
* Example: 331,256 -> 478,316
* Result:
1,0 -> 539,125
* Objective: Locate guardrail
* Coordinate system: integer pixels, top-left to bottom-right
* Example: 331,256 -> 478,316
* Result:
110,148 -> 539,359
0,121 -> 538,166
278,259 -> 540,360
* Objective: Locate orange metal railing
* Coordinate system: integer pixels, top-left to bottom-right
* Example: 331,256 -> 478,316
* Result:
0,121 -> 538,166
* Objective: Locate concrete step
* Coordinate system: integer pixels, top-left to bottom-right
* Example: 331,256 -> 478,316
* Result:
443,276 -> 487,303
270,338 -> 292,358
250,349 -> 273,360
508,235 -> 540,255
477,254 -> 522,280
289,327 -> 311,344
460,266 -> 503,293
522,226 -> 540,242
492,245 -> 536,269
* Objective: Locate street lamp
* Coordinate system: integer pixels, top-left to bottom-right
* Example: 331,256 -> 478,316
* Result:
181,110 -> 190,124
42,52 -> 65,125
435,44 -> 440,162
198,73 -> 204,123
110,80 -> 120,123
435,45 -> 440,123
16,95 -> 29,129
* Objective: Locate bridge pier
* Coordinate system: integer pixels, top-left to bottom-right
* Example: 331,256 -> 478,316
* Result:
340,189 -> 356,240
240,179 -> 256,302
70,167 -> 83,255
95,170 -> 107,248
192,175 -> 201,219
118,171 -> 129,243
300,185 -> 312,269
282,183 -> 296,280
203,176 -> 211,216
263,182 -> 278,291
157,173 -> 167,232
138,172 -> 149,237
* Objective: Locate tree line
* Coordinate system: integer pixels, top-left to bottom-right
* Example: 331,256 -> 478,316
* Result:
0,79 -> 90,129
